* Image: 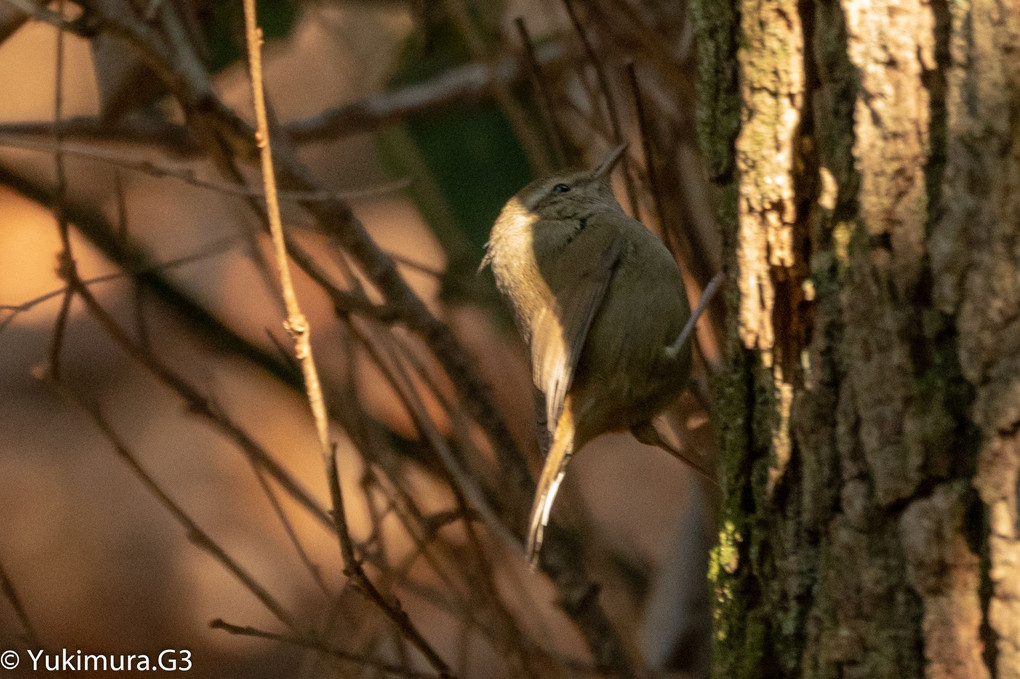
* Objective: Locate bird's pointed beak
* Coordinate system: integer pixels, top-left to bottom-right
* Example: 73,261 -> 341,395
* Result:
591,143 -> 628,180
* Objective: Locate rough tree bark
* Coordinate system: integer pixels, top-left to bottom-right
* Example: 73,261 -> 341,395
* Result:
693,0 -> 1020,676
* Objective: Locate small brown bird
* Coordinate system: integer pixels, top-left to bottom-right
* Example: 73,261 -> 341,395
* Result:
482,144 -> 697,566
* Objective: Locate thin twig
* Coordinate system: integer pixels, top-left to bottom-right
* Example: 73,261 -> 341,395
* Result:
360,471 -> 394,566
358,464 -> 472,608
331,330 -> 522,664
248,457 -> 331,595
514,17 -> 567,168
323,443 -> 454,676
0,41 -> 568,154
0,559 -> 42,647
350,319 -> 519,553
625,62 -> 666,231
0,135 -> 411,201
290,41 -> 566,145
0,236 -> 237,330
357,481 -> 436,678
40,249 -> 336,532
347,327 -> 542,676
439,0 -> 552,173
332,338 -> 488,619
48,283 -> 73,373
243,0 -> 332,461
49,375 -> 298,630
561,0 -> 640,218
0,116 -> 198,155
48,0 -> 73,378
211,619 -> 441,679
328,324 -> 468,673
113,167 -> 128,238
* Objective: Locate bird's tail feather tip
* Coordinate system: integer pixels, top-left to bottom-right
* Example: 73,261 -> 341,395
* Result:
525,469 -> 566,569
525,414 -> 574,569
525,512 -> 545,569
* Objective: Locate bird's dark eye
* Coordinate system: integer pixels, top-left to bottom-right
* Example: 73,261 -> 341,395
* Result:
551,183 -> 571,194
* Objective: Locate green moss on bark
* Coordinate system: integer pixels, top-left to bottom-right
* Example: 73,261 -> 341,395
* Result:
690,0 -> 741,181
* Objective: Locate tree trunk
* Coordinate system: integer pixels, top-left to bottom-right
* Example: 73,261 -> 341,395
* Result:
693,0 -> 1020,676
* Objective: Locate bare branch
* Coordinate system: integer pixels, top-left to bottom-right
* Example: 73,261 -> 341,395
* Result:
439,0 -> 552,173
0,43 -> 567,156
668,272 -> 725,358
2,6 -> 656,672
0,3 -> 28,45
243,3 -> 452,675
248,459 -> 331,595
210,619 -> 441,679
0,164 -> 306,385
242,0 -> 330,458
50,375 -> 298,631
0,136 -> 411,201
514,17 -> 567,168
0,116 -> 198,155
0,559 -> 42,648
1,0 -> 87,35
48,0 -> 73,378
626,62 -> 666,231
562,0 -> 639,218
288,41 -> 566,145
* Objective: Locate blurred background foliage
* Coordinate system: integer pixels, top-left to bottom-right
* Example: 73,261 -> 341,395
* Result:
0,1 -> 719,677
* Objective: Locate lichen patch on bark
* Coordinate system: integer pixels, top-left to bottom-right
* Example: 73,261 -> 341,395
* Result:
734,0 -> 803,357
734,0 -> 805,493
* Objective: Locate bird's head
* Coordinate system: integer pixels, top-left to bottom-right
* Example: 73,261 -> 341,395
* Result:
511,143 -> 628,221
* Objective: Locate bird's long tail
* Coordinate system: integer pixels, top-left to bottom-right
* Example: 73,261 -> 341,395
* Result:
526,407 -> 576,568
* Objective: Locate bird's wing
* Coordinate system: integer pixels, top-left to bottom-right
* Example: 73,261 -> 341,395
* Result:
530,231 -> 624,433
